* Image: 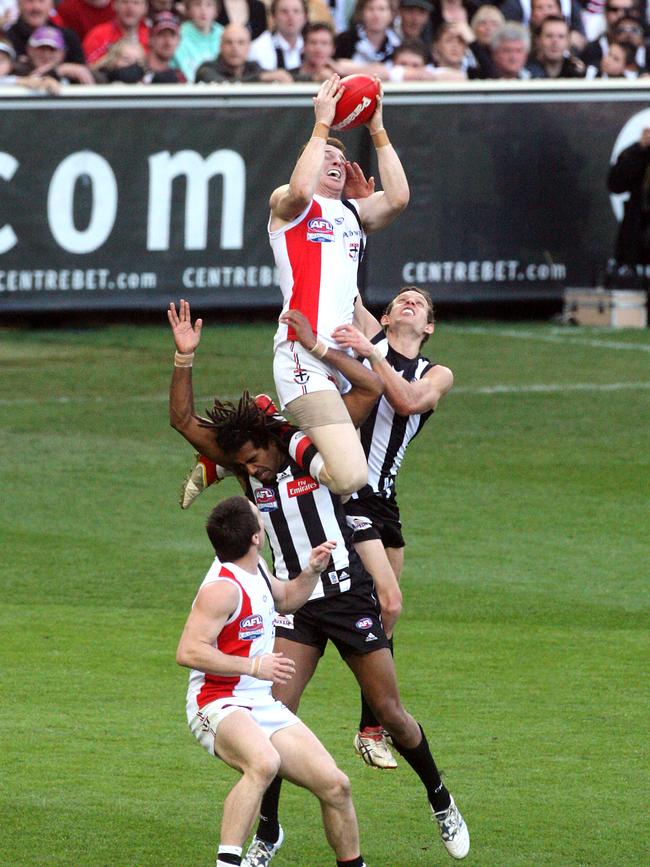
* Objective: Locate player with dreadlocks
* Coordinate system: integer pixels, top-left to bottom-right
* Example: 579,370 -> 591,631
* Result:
168,299 -> 470,865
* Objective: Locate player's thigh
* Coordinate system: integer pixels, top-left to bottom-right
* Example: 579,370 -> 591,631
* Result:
213,708 -> 280,778
270,636 -> 322,711
272,719 -> 345,796
287,390 -> 353,430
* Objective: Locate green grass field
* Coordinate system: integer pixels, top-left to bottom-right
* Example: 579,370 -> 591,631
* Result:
1,318 -> 648,866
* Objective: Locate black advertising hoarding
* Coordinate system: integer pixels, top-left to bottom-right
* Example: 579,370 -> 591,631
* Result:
1,83 -> 649,313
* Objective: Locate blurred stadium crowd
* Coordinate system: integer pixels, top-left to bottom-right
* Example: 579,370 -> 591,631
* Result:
0,0 -> 648,92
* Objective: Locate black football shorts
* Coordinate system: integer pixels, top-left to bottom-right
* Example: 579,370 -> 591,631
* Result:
275,574 -> 390,658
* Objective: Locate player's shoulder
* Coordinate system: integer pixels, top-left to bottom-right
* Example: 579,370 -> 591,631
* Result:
423,362 -> 454,394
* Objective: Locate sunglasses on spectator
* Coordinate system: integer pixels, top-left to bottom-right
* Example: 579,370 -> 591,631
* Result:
606,5 -> 634,11
615,23 -> 643,32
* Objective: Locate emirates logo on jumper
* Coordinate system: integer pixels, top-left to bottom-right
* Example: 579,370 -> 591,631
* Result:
287,476 -> 319,497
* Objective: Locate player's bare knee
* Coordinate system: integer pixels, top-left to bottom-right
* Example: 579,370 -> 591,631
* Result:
318,767 -> 351,808
247,749 -> 281,788
325,464 -> 368,497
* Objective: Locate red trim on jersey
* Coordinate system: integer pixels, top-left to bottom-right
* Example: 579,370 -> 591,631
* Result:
293,434 -> 314,468
286,200 -> 323,340
196,567 -> 254,709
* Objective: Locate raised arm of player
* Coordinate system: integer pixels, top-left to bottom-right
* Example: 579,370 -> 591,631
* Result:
269,75 -> 343,227
176,581 -> 296,685
270,541 -> 337,614
332,321 -> 454,416
280,309 -> 383,426
355,90 -> 410,235
168,299 -> 233,465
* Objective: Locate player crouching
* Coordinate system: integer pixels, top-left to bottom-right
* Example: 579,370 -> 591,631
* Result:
177,496 -> 368,867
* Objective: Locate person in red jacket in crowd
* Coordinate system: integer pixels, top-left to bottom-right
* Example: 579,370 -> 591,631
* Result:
83,0 -> 149,66
53,0 -> 114,42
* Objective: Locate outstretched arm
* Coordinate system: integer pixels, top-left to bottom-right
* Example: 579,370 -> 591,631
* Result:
355,88 -> 410,235
332,322 -> 453,416
269,74 -> 343,226
167,299 -> 232,464
280,309 -> 383,426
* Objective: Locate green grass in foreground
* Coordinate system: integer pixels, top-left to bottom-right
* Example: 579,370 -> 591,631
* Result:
1,320 -> 648,866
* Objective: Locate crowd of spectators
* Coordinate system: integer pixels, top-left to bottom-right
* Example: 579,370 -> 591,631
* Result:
1,0 -> 650,89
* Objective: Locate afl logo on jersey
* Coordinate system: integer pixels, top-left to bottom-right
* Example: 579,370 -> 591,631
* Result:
239,614 -> 264,641
255,487 -> 278,511
307,218 -> 334,243
355,617 -> 374,630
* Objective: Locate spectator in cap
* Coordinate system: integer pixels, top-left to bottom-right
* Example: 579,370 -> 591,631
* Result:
16,22 -> 95,79
526,14 -> 586,75
395,0 -> 434,44
53,0 -> 114,42
487,20 -> 532,77
83,0 -> 149,67
0,31 -> 60,87
195,21 -> 293,80
145,10 -> 186,79
6,0 -> 91,79
216,0 -> 268,40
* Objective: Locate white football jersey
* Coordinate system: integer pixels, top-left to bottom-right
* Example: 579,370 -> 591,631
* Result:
270,195 -> 365,351
185,559 -> 276,717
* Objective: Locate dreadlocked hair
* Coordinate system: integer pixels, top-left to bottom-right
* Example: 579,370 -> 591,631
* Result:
198,390 -> 287,454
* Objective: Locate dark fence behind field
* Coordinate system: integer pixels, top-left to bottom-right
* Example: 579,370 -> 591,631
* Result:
1,80 -> 649,315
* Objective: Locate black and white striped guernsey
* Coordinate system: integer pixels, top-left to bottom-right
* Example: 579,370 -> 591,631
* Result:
244,460 -> 367,601
356,332 -> 434,502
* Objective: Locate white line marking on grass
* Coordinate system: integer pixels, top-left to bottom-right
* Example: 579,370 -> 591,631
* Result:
449,326 -> 650,352
453,382 -> 650,395
3,384 -> 650,407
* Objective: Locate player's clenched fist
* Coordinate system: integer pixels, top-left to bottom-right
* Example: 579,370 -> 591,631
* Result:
256,652 -> 296,684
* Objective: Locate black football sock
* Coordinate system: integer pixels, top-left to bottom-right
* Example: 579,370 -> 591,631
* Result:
216,844 -> 241,865
359,691 -> 379,731
359,637 -> 393,730
336,857 -> 366,867
255,776 -> 283,843
392,723 -> 451,813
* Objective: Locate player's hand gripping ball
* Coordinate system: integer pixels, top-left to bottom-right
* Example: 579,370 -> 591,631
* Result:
331,74 -> 380,132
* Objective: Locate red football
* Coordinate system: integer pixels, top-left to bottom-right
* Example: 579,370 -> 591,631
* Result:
331,75 -> 380,132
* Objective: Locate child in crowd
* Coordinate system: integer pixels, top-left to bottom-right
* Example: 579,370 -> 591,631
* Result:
0,35 -> 60,91
99,37 -> 148,81
171,0 -> 223,81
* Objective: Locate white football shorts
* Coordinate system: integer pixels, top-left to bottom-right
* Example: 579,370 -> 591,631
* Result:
188,693 -> 299,757
273,340 -> 351,409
